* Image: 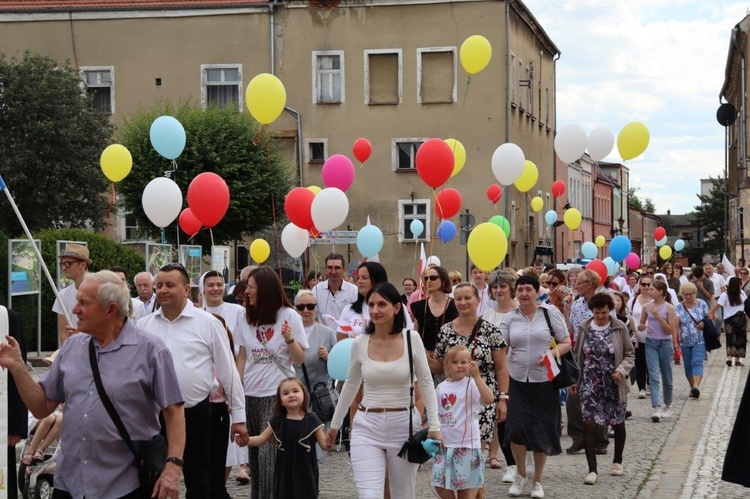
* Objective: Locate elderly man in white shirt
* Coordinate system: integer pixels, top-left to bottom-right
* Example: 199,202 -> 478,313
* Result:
138,262 -> 248,499
313,253 -> 358,326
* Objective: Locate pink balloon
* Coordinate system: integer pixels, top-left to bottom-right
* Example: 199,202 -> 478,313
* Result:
321,154 -> 355,192
624,252 -> 641,271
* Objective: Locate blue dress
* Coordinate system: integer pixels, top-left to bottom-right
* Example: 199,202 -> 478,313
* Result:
579,323 -> 627,426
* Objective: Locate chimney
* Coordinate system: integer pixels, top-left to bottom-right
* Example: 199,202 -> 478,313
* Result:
667,209 -> 671,215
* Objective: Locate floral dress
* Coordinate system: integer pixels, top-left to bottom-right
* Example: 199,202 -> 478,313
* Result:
579,322 -> 627,426
435,319 -> 507,441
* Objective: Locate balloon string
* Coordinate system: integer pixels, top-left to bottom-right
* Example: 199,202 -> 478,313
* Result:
209,228 -> 215,247
105,181 -> 115,240
263,127 -> 285,297
161,229 -> 166,245
451,76 -> 473,142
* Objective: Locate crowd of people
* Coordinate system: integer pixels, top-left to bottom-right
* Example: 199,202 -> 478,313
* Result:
1,244 -> 748,498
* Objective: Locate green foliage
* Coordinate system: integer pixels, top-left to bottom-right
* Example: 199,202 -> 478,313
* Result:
692,176 -> 726,260
627,187 -> 656,214
116,101 -> 294,253
0,51 -> 113,234
0,228 -> 144,352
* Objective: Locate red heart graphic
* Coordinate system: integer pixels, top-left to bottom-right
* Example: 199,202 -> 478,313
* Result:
256,327 -> 274,344
447,393 -> 457,407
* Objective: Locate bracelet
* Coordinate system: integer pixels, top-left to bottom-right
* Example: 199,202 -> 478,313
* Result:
499,394 -> 509,400
285,337 -> 295,344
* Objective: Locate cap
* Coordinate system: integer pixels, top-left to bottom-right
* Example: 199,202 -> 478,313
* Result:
59,244 -> 92,264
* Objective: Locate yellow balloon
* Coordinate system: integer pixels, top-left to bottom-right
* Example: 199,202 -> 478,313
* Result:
307,185 -> 322,195
246,73 -> 287,125
617,122 -> 650,160
531,196 -> 544,212
459,35 -> 492,75
250,239 -> 271,264
659,245 -> 673,260
514,160 -> 538,193
564,208 -> 582,230
595,235 -> 606,248
100,144 -> 132,182
445,139 -> 467,177
467,222 -> 508,271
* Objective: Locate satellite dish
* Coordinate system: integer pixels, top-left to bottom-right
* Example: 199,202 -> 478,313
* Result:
717,103 -> 737,127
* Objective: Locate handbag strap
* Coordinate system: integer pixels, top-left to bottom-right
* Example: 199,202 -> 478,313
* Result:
542,307 -> 555,339
300,362 -> 313,393
683,304 -> 702,326
405,329 -> 416,439
88,339 -> 139,461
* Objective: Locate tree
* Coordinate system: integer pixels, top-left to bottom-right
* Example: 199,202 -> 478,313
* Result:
692,176 -> 726,259
0,51 -> 113,233
117,102 -> 294,253
627,187 -> 656,213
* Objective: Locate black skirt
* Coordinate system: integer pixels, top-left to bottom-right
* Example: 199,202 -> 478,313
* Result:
503,377 -> 562,456
722,371 -> 750,487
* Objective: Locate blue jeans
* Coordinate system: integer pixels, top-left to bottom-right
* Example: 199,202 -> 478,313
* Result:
681,343 -> 706,379
645,338 -> 674,407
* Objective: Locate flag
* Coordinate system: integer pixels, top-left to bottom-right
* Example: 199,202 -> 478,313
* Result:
722,254 -> 735,278
418,243 -> 427,291
543,350 -> 560,382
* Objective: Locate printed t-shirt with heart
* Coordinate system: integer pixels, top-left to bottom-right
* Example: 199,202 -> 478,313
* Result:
235,306 -> 308,397
435,376 -> 482,449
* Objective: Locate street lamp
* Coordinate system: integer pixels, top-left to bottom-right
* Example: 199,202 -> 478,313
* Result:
610,216 -> 625,237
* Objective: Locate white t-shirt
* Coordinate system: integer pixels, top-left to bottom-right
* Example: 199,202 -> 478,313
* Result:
205,302 -> 246,356
436,376 -> 482,449
710,274 -> 727,298
337,302 -> 414,337
131,298 -> 146,322
236,307 -> 309,397
52,284 -> 79,328
475,284 -> 497,316
718,291 -> 747,319
313,280 -> 359,327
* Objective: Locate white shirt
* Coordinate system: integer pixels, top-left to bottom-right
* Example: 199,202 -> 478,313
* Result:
52,284 -> 79,328
474,284 -> 497,316
205,302 -> 246,356
235,307 -> 309,397
313,280 -> 358,327
436,376 -> 482,449
131,298 -> 146,322
138,294 -> 157,314
337,302 -> 414,337
137,301 -> 246,422
717,291 -> 747,319
709,273 -> 727,298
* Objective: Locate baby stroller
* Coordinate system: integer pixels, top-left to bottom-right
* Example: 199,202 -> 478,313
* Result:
17,412 -> 60,499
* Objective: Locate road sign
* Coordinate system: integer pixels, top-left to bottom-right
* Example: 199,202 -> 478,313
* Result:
313,230 -> 359,245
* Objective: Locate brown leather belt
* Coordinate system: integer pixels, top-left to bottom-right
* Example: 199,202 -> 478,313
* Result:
358,404 -> 409,413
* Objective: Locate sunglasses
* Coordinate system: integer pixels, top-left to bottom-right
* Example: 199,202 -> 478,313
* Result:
295,303 -> 316,311
548,281 -> 561,287
640,282 -> 652,287
422,275 -> 440,282
60,260 -> 80,269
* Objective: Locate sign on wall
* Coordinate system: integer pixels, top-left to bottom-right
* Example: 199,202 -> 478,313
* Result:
179,245 -> 203,287
211,246 -> 231,284
9,239 -> 41,296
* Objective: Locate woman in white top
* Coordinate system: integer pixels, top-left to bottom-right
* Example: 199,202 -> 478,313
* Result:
628,274 -> 653,398
325,282 -> 444,499
709,276 -> 748,367
236,267 -> 309,499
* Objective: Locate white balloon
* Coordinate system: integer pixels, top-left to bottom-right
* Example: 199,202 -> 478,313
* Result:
491,143 -> 525,186
281,223 -> 309,258
311,187 -> 349,232
554,124 -> 588,164
426,255 -> 441,267
142,177 -> 182,228
587,127 -> 615,162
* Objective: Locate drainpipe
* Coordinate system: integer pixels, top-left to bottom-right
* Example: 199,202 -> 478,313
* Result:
503,0 -> 514,265
269,0 -> 277,74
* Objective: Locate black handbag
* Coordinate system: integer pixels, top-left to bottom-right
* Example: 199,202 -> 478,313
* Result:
684,306 -> 722,352
89,339 -> 167,496
397,330 -> 431,464
543,308 -> 580,389
702,318 -> 720,338
301,363 -> 335,422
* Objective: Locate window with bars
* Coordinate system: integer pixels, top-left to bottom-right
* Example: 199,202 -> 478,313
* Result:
201,65 -> 242,110
81,67 -> 114,113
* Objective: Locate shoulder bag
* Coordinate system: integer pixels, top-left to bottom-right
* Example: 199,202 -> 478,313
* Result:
397,330 -> 431,464
89,339 -> 167,496
684,305 -> 722,352
543,307 -> 580,389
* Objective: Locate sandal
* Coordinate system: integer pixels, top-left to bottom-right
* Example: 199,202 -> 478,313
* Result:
489,457 -> 503,469
30,450 -> 45,465
21,452 -> 34,466
235,466 -> 250,485
736,361 -> 744,366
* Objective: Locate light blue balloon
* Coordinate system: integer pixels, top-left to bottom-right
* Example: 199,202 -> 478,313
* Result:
327,338 -> 354,381
609,235 -> 632,262
603,257 -> 619,276
545,210 -> 557,226
410,219 -> 424,238
437,221 -> 457,243
674,239 -> 685,252
581,241 -> 598,259
356,225 -> 384,258
150,116 -> 186,160
655,236 -> 668,247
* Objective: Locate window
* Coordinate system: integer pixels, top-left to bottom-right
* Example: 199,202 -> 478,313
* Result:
305,139 -> 327,164
509,53 -> 516,105
511,201 -> 517,241
80,66 -> 114,114
538,189 -> 544,241
417,47 -> 457,104
313,51 -> 345,104
517,58 -> 524,110
365,49 -> 402,105
398,199 -> 430,242
201,64 -> 242,110
124,212 -> 139,241
525,64 -> 533,112
545,87 -> 550,125
392,138 -> 427,171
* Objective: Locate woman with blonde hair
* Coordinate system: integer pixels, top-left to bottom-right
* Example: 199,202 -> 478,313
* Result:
675,282 -> 709,397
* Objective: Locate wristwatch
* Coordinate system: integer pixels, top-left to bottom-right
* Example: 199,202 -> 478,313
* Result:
285,337 -> 295,344
166,456 -> 184,467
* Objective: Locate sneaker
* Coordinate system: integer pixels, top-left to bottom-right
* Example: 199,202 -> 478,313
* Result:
530,481 -> 545,498
638,389 -> 646,399
661,406 -> 672,419
509,474 -> 528,497
690,387 -> 700,399
651,410 -> 661,422
502,465 -> 517,483
526,452 -> 535,475
611,463 -> 624,476
584,471 -> 597,485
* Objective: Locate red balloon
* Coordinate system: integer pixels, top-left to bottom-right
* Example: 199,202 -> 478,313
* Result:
352,138 -> 372,163
415,138 -> 454,189
284,187 -> 316,230
435,188 -> 462,219
654,226 -> 666,241
586,259 -> 608,287
486,184 -> 503,204
187,173 -> 230,228
551,180 -> 566,198
178,208 -> 202,236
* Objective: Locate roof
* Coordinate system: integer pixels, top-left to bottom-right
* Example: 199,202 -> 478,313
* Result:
0,0 -> 266,12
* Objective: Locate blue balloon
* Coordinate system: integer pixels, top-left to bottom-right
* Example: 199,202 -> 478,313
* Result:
410,219 -> 424,238
545,210 -> 557,226
603,257 -> 619,276
609,235 -> 632,262
327,338 -> 354,381
655,236 -> 668,247
437,221 -> 457,243
356,225 -> 384,258
674,239 -> 685,252
581,241 -> 598,259
150,116 -> 186,160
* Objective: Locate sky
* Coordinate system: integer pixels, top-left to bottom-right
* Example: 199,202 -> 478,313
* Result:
524,0 -> 750,214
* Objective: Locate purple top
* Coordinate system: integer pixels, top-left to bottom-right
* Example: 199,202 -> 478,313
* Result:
40,319 -> 184,499
646,301 -> 672,340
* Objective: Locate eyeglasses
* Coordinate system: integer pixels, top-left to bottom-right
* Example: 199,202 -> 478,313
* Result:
422,275 -> 440,282
682,292 -> 695,296
159,262 -> 190,282
295,303 -> 316,311
60,260 -> 80,269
